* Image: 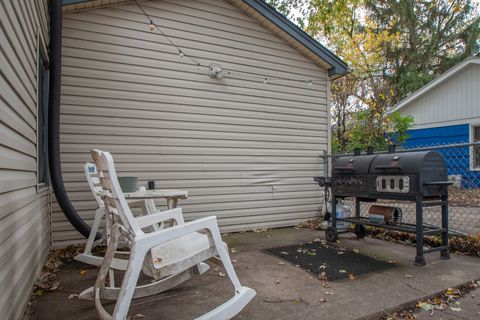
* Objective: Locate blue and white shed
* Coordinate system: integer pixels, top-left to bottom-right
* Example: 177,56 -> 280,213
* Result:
389,56 -> 480,187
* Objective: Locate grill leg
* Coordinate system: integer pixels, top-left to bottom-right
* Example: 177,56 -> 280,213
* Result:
355,199 -> 360,218
331,197 -> 337,229
440,194 -> 450,260
415,196 -> 426,266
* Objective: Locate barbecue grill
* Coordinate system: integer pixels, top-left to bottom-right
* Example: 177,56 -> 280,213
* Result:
314,149 -> 451,266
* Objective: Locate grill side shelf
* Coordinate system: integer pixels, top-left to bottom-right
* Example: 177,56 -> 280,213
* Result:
423,181 -> 453,186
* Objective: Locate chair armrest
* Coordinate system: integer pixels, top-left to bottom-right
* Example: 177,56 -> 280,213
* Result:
139,216 -> 220,249
135,208 -> 185,229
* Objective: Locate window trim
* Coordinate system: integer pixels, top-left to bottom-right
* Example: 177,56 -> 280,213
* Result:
36,31 -> 50,193
469,123 -> 480,171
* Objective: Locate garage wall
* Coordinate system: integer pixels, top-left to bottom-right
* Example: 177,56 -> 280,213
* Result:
401,63 -> 480,129
0,0 -> 51,319
55,0 -> 328,246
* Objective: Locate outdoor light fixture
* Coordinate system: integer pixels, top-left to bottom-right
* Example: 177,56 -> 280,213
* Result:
209,63 -> 224,79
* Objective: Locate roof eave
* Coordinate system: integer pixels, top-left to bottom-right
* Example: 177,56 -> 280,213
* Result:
240,0 -> 348,77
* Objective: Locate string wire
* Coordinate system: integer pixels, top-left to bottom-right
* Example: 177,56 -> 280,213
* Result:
134,0 -> 324,87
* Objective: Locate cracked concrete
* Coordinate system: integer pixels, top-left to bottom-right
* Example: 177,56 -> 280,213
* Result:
26,228 -> 480,320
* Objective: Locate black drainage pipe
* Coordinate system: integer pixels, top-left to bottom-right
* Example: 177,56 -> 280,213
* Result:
48,0 -> 100,240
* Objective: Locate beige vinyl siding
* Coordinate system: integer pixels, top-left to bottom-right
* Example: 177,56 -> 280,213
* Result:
401,64 -> 480,129
0,0 -> 51,319
54,0 -> 328,246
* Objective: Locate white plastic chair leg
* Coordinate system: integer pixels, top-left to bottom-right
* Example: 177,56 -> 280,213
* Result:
75,207 -> 104,265
111,245 -> 146,320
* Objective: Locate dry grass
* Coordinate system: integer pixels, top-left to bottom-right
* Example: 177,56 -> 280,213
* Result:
449,188 -> 480,207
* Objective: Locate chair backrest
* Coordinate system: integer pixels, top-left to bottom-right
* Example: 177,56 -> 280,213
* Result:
90,149 -> 144,237
84,162 -> 104,208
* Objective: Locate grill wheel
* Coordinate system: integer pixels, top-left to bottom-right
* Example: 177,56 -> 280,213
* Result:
354,224 -> 367,238
325,227 -> 339,242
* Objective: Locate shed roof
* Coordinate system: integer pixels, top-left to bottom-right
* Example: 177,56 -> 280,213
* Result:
62,0 -> 348,78
387,56 -> 480,114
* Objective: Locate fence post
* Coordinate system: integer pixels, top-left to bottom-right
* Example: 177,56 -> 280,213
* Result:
323,150 -> 329,178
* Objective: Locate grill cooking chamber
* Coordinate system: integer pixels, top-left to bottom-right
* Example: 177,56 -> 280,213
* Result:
332,151 -> 448,200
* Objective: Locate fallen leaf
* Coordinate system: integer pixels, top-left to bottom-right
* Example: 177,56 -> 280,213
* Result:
319,298 -> 327,303
232,259 -> 237,263
79,270 -> 87,276
338,270 -> 347,273
67,294 -> 78,299
450,307 -> 462,312
405,274 -> 412,278
446,288 -> 456,295
417,302 -> 432,311
32,289 -> 44,297
348,274 -> 356,280
318,272 -> 328,281
280,251 -> 289,255
218,272 -> 226,277
353,249 -> 360,254
278,262 -> 286,265
230,248 -> 238,254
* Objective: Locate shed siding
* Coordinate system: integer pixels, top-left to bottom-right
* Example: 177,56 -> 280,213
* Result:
54,0 -> 328,246
400,64 -> 480,129
0,0 -> 51,319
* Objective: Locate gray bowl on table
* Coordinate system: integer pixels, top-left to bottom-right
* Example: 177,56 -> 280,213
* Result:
117,176 -> 138,193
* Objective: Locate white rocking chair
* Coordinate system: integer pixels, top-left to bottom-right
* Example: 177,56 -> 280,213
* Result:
85,149 -> 255,320
77,162 -> 207,300
75,162 -> 188,270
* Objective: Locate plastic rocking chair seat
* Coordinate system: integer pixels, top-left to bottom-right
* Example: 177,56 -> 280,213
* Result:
149,232 -> 218,279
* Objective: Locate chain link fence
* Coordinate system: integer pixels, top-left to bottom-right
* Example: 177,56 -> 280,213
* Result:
325,141 -> 480,237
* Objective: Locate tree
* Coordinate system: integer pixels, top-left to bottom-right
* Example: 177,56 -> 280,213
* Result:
268,0 -> 479,152
366,0 -> 480,103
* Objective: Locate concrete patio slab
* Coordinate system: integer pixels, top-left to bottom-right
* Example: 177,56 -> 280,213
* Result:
25,228 -> 480,320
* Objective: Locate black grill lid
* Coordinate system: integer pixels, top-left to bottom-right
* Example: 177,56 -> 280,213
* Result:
370,151 -> 446,174
333,155 -> 376,175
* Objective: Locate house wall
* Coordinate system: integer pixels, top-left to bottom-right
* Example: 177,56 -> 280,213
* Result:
400,63 -> 480,129
0,1 -> 51,319
54,0 -> 329,246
